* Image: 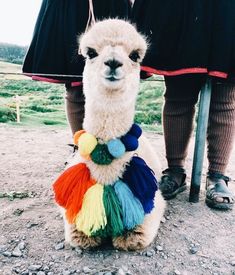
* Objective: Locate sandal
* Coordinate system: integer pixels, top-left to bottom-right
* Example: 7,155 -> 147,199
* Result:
206,172 -> 234,210
159,167 -> 187,200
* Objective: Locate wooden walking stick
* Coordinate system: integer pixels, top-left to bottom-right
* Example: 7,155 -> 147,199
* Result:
15,94 -> 20,123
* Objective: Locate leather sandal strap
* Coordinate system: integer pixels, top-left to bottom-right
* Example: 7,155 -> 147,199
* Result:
207,171 -> 231,185
162,167 -> 186,175
162,168 -> 186,185
207,183 -> 234,195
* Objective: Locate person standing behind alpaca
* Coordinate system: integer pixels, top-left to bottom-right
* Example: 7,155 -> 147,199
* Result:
132,0 -> 235,210
22,0 -> 131,135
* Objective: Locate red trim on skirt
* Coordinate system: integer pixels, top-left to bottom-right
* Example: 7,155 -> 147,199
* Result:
208,71 -> 228,78
141,66 -> 228,78
23,74 -> 83,87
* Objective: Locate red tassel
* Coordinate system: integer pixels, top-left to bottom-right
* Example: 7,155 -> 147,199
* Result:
53,163 -> 96,223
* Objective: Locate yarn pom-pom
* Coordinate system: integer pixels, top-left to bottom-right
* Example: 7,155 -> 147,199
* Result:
122,156 -> 158,213
53,163 -> 96,223
114,180 -> 144,230
78,133 -> 97,157
128,123 -> 142,138
121,134 -> 138,151
75,184 -> 107,236
73,130 -> 86,145
91,144 -> 114,165
93,185 -> 124,238
107,139 -> 126,158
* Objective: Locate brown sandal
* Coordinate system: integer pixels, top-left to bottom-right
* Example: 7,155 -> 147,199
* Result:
206,172 -> 234,210
159,167 -> 187,200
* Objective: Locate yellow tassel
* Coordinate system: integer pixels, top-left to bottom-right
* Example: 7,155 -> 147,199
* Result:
78,133 -> 97,157
75,184 -> 107,236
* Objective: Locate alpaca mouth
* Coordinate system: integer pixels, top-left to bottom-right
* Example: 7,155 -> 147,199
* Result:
106,76 -> 119,82
104,74 -> 124,82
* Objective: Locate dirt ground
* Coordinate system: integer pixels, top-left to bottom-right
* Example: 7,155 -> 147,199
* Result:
0,124 -> 234,275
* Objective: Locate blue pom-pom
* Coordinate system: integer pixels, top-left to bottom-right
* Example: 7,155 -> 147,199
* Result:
128,123 -> 142,138
114,180 -> 144,230
107,139 -> 126,158
121,134 -> 138,151
121,156 -> 158,213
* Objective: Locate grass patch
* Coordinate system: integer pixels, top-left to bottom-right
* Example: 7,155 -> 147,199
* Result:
0,91 -> 13,98
48,95 -> 63,100
0,77 -> 66,126
28,104 -> 57,113
135,77 -> 165,131
43,119 -> 63,125
0,106 -> 16,122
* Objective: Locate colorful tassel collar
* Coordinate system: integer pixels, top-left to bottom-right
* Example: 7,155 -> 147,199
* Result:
53,124 -> 158,238
73,123 -> 142,164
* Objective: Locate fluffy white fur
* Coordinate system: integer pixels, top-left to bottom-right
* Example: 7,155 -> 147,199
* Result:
61,19 -> 166,251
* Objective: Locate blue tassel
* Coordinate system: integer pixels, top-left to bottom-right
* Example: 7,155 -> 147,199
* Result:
121,156 -> 158,213
128,123 -> 142,138
114,180 -> 145,230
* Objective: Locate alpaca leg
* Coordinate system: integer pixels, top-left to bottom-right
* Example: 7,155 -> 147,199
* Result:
112,192 -> 166,251
69,224 -> 102,249
61,208 -> 102,249
112,225 -> 146,251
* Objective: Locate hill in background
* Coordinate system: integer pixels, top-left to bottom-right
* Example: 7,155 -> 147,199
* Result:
0,42 -> 28,64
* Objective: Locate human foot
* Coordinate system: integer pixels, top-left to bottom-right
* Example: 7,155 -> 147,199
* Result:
159,167 -> 187,200
206,172 -> 234,210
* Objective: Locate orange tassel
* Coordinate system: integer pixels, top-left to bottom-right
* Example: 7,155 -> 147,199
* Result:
53,163 -> 96,223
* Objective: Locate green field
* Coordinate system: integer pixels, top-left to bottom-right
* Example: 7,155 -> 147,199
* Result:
0,61 -> 165,132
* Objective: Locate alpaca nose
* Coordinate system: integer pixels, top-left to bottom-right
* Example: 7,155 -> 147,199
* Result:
104,59 -> 123,71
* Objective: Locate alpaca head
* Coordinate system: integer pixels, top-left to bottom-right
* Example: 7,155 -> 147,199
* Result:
79,19 -> 147,107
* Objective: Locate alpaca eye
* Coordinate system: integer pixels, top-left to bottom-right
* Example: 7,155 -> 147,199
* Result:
87,48 -> 98,59
129,50 -> 140,62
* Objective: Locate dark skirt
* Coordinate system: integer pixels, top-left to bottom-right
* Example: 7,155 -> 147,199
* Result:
132,0 -> 235,79
22,0 -> 130,83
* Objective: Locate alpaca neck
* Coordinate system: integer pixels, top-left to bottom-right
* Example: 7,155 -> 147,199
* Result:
83,98 -> 135,141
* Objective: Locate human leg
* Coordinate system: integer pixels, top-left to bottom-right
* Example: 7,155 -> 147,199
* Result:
207,82 -> 235,174
65,84 -> 85,136
160,74 -> 206,199
205,81 -> 235,209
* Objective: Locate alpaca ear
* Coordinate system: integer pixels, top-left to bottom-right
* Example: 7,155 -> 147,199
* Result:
77,33 -> 86,56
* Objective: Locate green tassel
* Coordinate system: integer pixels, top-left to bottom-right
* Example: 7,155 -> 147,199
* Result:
93,185 -> 124,237
91,144 -> 114,165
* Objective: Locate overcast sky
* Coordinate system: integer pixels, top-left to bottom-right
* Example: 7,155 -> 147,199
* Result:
0,0 -> 42,46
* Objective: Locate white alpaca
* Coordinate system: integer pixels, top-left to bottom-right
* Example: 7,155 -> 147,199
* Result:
57,19 -> 166,251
